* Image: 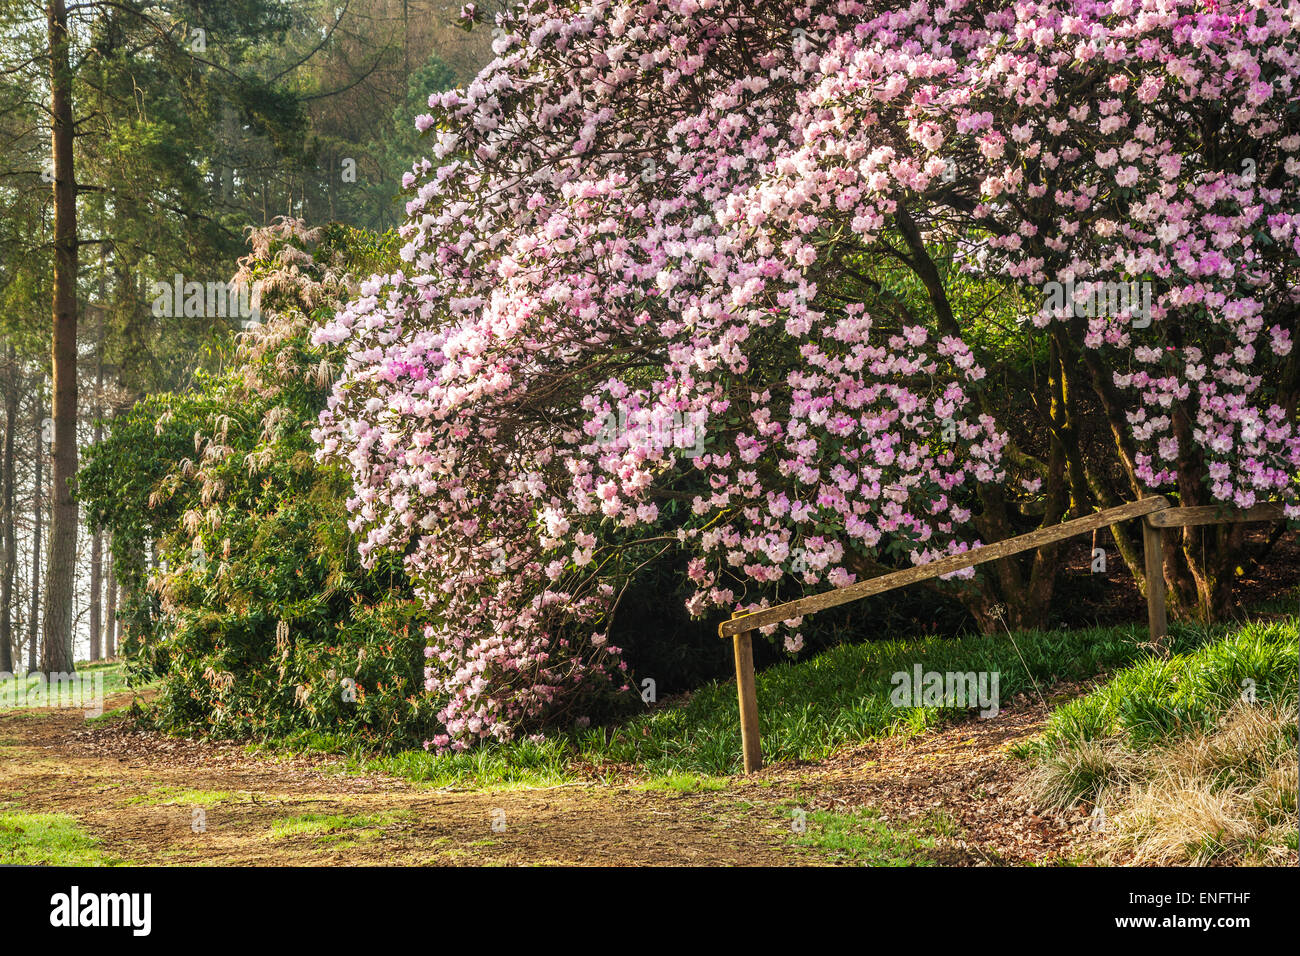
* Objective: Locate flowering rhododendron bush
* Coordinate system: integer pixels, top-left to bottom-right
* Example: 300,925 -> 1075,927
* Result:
314,0 -> 1300,750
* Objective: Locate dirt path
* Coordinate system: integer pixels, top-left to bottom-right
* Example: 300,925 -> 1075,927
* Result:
0,690 -> 1096,866
766,687 -> 1102,864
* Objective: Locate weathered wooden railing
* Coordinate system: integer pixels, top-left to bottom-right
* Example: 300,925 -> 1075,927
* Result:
717,496 -> 1288,773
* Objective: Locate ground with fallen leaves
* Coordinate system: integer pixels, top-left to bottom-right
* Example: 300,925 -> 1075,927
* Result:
0,686 -> 1103,866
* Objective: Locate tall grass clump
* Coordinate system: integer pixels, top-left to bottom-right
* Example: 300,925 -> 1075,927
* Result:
1022,618 -> 1298,865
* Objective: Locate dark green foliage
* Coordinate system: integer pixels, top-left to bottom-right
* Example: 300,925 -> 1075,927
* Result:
80,222 -> 433,749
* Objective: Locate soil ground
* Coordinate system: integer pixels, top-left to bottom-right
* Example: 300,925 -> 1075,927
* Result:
0,687 -> 1100,866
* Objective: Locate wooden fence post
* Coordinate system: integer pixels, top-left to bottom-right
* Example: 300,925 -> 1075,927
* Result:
1142,517 -> 1168,648
729,615 -> 763,774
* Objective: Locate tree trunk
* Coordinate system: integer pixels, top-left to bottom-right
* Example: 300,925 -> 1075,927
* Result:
88,532 -> 102,661
28,392 -> 43,673
41,0 -> 78,675
104,545 -> 117,659
1049,322 -> 1259,624
0,348 -> 16,673
87,297 -> 105,661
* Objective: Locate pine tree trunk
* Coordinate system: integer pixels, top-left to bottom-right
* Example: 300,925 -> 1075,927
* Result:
0,348 -> 16,674
41,0 -> 78,675
28,392 -> 42,673
87,300 -> 105,662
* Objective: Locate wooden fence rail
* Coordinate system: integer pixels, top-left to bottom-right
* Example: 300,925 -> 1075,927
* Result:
717,497 -> 1290,773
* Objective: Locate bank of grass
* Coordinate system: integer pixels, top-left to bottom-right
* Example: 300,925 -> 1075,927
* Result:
0,811 -> 126,866
1021,618 -> 1298,865
259,618 -> 1224,789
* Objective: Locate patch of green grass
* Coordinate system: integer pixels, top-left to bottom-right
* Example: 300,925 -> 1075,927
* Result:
1035,619 -> 1297,751
0,812 -> 125,866
271,618 -> 1220,788
790,806 -> 940,865
269,809 -> 409,842
124,786 -> 244,807
922,808 -> 961,838
87,704 -> 137,724
257,729 -> 583,790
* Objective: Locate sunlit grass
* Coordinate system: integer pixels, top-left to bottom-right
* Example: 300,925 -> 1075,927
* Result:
1021,619 -> 1299,865
269,809 -> 410,844
0,812 -> 125,866
788,806 -> 941,866
124,786 -> 247,807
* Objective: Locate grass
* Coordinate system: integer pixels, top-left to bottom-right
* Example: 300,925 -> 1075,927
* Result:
1032,618 -> 1297,752
0,659 -> 140,711
1111,703 -> 1297,865
1020,618 -> 1298,865
0,811 -> 125,866
87,703 -> 138,724
789,805 -> 943,865
633,774 -> 730,793
124,786 -> 247,807
258,618 -> 1224,789
269,809 -> 410,844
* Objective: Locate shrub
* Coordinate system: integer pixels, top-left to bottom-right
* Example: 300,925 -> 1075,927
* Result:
313,0 -> 1300,750
82,221 -> 434,749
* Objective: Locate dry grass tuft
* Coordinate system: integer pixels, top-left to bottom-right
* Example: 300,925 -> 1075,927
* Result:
1026,701 -> 1298,865
1107,702 -> 1297,865
1020,736 -> 1136,812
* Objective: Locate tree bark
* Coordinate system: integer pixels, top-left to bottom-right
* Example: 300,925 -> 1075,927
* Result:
28,391 -> 43,673
0,348 -> 16,673
87,298 -> 105,661
88,536 -> 102,660
41,0 -> 78,674
104,544 -> 117,659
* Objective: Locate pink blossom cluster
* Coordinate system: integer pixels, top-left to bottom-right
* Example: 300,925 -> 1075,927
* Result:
313,0 -> 1300,749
